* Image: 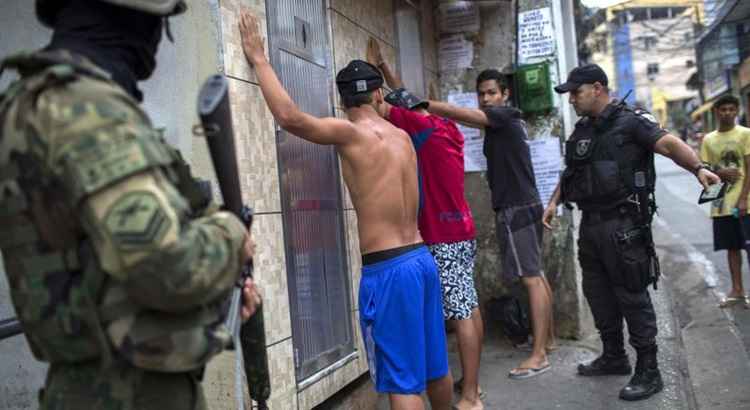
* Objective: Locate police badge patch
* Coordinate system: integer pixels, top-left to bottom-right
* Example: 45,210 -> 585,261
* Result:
576,139 -> 591,156
635,109 -> 658,124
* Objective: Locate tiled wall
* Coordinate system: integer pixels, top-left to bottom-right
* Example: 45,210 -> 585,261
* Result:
203,1 -> 439,409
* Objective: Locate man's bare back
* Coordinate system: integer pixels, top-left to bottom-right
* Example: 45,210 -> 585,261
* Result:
338,111 -> 422,254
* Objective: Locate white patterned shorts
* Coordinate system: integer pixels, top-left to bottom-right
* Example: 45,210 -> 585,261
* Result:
428,239 -> 479,321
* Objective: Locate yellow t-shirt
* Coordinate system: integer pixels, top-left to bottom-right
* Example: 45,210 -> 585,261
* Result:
700,125 -> 750,217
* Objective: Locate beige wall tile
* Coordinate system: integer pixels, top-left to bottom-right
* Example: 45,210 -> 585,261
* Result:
252,213 -> 293,345
204,339 -> 297,410
330,0 -> 396,47
227,78 -> 282,214
330,11 -> 397,109
265,339 -> 298,410
220,0 -> 268,83
202,350 -> 253,410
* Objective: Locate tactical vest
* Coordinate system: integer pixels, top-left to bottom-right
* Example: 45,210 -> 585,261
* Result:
0,52 -> 228,372
561,106 -> 656,213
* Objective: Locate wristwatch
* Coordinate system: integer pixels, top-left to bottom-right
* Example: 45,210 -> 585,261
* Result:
693,163 -> 711,175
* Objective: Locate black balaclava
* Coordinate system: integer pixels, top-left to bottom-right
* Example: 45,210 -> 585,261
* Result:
47,0 -> 163,102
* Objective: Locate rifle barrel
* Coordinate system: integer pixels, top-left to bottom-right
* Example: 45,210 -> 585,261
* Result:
0,318 -> 22,340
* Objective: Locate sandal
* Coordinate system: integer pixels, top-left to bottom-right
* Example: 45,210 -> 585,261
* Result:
508,363 -> 551,380
719,296 -> 749,308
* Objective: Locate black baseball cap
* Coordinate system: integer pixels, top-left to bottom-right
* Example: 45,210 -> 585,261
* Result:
385,88 -> 429,110
554,64 -> 608,94
336,60 -> 384,97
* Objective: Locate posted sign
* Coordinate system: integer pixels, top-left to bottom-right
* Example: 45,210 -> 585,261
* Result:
518,8 -> 555,64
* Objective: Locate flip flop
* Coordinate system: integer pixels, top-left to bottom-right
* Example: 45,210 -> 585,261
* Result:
719,296 -> 749,308
508,363 -> 551,380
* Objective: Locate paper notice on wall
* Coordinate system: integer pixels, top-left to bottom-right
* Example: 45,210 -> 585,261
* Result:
446,93 -> 486,172
439,35 -> 474,72
527,138 -> 562,206
439,1 -> 480,34
518,8 -> 555,64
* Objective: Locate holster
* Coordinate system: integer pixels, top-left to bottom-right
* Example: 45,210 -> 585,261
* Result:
611,224 -> 660,292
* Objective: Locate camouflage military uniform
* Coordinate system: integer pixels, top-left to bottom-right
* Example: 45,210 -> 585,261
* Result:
0,49 -> 247,410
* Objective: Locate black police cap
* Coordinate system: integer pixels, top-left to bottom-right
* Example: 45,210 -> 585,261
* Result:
336,60 -> 384,97
554,64 -> 608,94
385,88 -> 429,111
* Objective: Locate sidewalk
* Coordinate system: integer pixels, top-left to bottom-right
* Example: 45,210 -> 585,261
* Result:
436,248 -> 692,410
374,213 -> 750,410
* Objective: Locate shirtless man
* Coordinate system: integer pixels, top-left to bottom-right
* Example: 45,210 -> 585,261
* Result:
239,10 -> 452,410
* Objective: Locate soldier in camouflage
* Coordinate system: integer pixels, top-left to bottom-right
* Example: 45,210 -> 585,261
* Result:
0,1 -> 262,409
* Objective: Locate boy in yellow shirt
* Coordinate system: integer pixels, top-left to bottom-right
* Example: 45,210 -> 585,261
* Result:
700,94 -> 750,308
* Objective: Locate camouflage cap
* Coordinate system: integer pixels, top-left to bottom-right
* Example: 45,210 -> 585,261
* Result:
385,88 -> 429,111
36,0 -> 187,27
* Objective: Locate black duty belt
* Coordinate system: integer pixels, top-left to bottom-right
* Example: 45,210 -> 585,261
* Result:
581,205 -> 633,225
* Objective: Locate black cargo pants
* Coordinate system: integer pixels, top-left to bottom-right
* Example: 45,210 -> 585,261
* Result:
578,212 -> 657,353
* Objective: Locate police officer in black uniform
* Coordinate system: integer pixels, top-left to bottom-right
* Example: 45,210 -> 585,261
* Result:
542,65 -> 720,401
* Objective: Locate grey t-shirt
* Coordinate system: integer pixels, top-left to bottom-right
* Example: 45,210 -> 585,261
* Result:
483,106 -> 540,209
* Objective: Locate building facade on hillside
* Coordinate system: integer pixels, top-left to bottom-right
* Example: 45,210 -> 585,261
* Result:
583,0 -> 702,133
0,1 -> 581,409
691,0 -> 750,132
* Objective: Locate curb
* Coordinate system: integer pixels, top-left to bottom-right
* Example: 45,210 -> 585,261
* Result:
653,217 -> 750,410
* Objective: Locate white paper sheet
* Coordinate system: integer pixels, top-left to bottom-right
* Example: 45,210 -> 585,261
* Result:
527,138 -> 562,206
518,8 -> 556,64
439,35 -> 474,72
446,93 -> 486,172
439,1 -> 480,34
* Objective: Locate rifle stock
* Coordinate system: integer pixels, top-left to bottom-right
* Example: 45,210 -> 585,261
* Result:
198,74 -> 271,409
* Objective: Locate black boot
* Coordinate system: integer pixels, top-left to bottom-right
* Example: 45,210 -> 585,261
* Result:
577,354 -> 632,376
578,340 -> 631,376
619,349 -> 663,401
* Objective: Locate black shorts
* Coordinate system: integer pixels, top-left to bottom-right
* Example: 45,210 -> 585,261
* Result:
712,216 -> 750,251
495,202 -> 544,280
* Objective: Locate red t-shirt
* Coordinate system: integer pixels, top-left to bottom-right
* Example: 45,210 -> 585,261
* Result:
389,106 -> 476,245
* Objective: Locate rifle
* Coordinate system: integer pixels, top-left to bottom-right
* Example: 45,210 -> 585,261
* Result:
0,317 -> 22,340
197,75 -> 271,410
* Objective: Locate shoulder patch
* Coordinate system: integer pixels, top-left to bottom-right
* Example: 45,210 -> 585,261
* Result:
104,191 -> 171,250
634,109 -> 658,124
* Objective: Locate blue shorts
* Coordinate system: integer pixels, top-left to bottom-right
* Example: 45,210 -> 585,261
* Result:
359,244 -> 449,394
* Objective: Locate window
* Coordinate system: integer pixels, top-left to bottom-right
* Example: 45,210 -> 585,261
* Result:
267,0 -> 354,382
686,60 -> 695,68
650,7 -> 669,20
630,8 -> 648,22
647,63 -> 659,80
643,36 -> 657,51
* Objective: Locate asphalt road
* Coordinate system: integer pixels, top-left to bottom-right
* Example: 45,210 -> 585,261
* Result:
653,154 -> 750,355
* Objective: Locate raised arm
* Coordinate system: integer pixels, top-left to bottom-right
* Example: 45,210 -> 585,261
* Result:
240,10 -> 356,146
426,99 -> 489,129
653,133 -> 719,189
367,37 -> 402,90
